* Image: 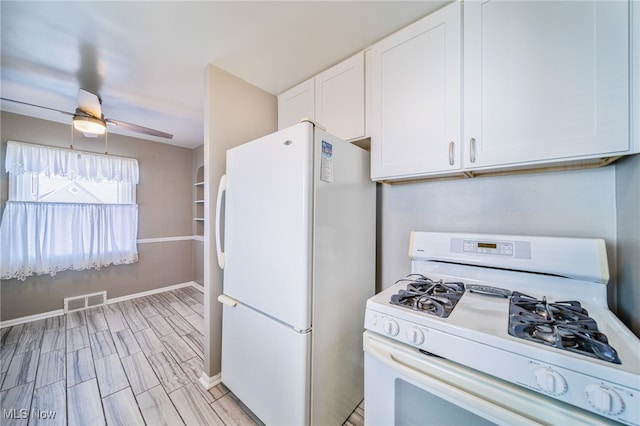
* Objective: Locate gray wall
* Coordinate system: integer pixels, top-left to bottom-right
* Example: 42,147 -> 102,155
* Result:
203,65 -> 277,379
0,111 -> 195,321
615,154 -> 640,335
377,160 -> 639,337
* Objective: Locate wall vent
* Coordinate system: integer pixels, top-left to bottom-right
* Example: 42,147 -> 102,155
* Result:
64,291 -> 107,313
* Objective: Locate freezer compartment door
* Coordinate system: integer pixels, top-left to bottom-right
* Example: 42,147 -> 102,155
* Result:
221,299 -> 310,426
224,122 -> 313,330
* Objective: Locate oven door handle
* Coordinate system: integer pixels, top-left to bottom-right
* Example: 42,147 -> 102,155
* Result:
365,334 -> 486,392
365,333 -> 481,391
364,332 -> 575,426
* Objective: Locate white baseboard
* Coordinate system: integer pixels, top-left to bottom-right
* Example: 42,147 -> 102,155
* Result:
107,281 -> 201,304
190,282 -> 204,293
0,309 -> 65,329
199,372 -> 222,390
0,281 -> 204,329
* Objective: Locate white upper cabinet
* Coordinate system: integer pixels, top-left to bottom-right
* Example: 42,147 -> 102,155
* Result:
278,78 -> 315,130
463,0 -> 631,170
369,2 -> 462,181
278,52 -> 365,141
315,53 -> 365,141
280,0 -> 635,181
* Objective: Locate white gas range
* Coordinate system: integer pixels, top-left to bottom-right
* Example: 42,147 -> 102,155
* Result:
364,232 -> 640,425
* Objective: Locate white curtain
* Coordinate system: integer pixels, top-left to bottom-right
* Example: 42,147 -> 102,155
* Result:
5,141 -> 139,183
1,141 -> 140,281
1,202 -> 138,280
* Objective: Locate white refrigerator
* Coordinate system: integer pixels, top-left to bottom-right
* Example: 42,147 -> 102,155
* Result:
215,121 -> 375,425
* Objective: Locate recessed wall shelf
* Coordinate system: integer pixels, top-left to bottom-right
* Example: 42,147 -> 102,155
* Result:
194,166 -> 205,236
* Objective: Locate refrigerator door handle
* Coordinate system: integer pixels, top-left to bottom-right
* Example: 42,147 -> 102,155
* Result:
218,294 -> 238,307
215,174 -> 227,269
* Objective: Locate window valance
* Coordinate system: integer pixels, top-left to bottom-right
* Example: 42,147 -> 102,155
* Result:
5,141 -> 139,183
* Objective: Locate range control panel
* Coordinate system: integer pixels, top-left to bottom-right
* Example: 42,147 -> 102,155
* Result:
451,238 -> 531,259
463,240 -> 513,256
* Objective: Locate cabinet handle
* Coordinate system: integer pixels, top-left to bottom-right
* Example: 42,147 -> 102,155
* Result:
449,141 -> 455,166
470,138 -> 477,163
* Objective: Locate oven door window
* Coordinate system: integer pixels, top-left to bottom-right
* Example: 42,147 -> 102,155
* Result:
396,379 -> 495,426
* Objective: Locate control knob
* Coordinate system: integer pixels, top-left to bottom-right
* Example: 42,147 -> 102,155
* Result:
534,367 -> 568,396
585,384 -> 625,416
383,318 -> 399,336
406,326 -> 425,345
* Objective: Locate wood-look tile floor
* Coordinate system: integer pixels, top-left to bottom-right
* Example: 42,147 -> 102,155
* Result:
0,286 -> 364,426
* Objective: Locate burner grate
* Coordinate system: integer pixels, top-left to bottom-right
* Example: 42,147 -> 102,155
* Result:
508,292 -> 620,364
389,274 -> 465,318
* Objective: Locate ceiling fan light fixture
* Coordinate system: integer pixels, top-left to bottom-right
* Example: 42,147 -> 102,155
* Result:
73,115 -> 106,135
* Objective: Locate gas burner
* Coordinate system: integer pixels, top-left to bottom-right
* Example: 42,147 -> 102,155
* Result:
389,274 -> 465,318
508,292 -> 620,364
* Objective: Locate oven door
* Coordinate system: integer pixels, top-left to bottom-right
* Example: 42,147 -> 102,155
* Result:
363,331 -> 614,426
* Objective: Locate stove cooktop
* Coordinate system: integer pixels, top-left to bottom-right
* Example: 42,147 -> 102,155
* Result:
387,278 -> 623,364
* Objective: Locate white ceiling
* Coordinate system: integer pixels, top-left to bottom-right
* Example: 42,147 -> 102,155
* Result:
0,1 -> 448,148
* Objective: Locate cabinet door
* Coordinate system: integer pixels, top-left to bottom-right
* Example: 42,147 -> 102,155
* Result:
370,2 -> 461,180
315,52 -> 365,141
278,78 -> 315,130
464,0 -> 630,169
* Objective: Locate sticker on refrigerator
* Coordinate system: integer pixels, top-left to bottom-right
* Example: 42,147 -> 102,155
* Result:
320,141 -> 334,183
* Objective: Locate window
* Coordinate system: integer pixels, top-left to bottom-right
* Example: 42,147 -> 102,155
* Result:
11,173 -> 135,204
0,141 -> 139,280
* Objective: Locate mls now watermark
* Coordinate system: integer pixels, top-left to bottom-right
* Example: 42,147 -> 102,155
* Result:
4,409 -> 57,420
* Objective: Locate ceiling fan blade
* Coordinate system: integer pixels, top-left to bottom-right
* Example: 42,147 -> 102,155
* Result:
3,93 -> 172,140
0,97 -> 74,116
77,88 -> 102,118
106,119 -> 173,139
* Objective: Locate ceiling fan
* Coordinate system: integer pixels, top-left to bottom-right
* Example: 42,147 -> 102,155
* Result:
1,88 -> 173,139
